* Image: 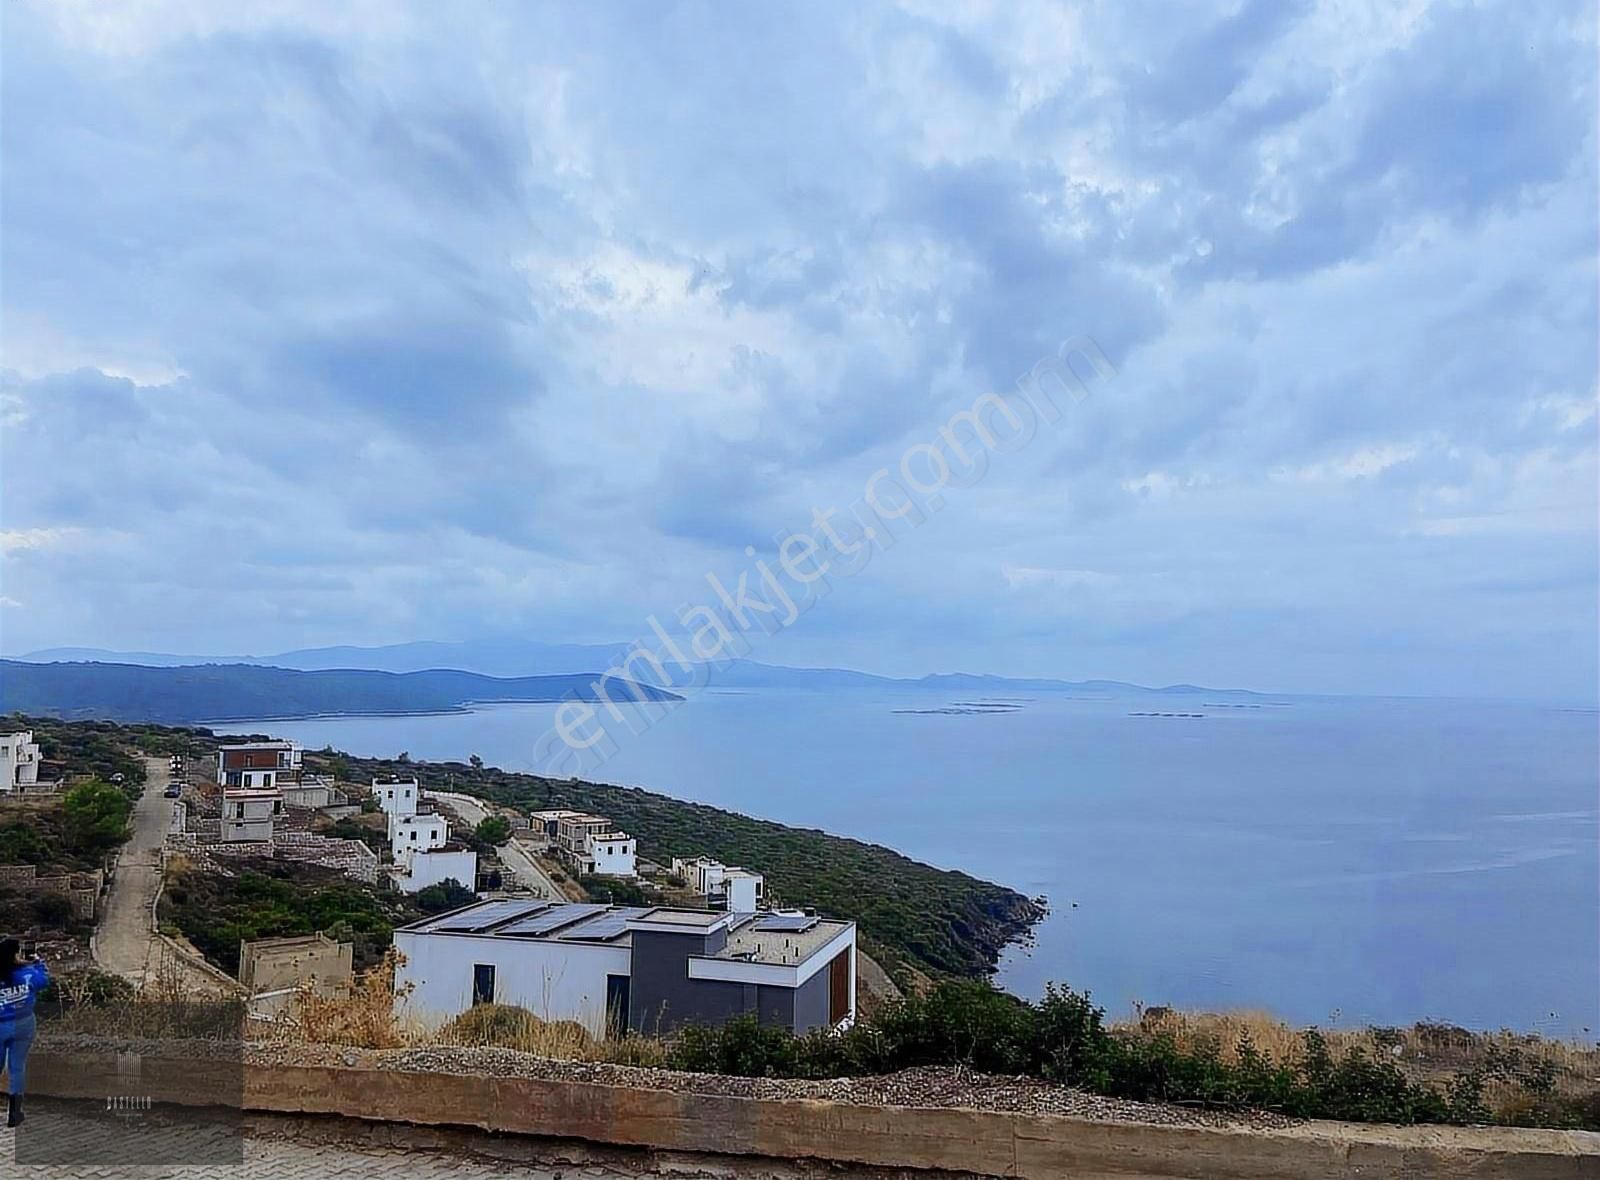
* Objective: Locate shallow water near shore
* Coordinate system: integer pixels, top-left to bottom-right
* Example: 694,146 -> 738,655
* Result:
218,691 -> 1600,1037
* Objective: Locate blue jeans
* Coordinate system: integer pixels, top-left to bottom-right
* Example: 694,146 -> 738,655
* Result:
1,1013 -> 35,1095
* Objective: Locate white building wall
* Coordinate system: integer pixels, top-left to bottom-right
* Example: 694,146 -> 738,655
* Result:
0,731 -> 40,792
373,779 -> 419,818
589,836 -> 636,877
390,812 -> 448,850
725,873 -> 761,913
393,848 -> 478,894
393,931 -> 630,1036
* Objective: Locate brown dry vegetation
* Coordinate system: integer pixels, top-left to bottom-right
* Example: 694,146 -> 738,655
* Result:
1120,1006 -> 1600,1127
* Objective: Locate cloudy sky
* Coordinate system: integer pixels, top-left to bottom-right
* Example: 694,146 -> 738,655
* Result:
2,1 -> 1595,702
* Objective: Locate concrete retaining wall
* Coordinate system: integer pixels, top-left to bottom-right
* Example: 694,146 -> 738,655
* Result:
26,1047 -> 1598,1179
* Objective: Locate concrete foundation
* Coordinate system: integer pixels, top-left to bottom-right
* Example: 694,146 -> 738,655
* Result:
26,1046 -> 1599,1179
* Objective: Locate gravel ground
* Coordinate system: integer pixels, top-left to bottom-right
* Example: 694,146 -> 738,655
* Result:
38,1034 -> 1297,1130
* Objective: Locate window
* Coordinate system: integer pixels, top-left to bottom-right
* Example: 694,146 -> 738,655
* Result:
472,963 -> 496,1006
235,803 -> 246,819
605,974 -> 631,1037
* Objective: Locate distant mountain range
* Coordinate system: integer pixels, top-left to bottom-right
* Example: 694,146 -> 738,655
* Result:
12,640 -> 1275,705
0,659 -> 680,724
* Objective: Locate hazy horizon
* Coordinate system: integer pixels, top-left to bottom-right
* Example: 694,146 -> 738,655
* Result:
8,635 -> 1598,707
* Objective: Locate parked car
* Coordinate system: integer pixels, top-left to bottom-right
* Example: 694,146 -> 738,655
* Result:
163,783 -> 183,798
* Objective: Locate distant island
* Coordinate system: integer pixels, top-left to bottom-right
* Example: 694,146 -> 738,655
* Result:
13,640 -> 1281,701
0,659 -> 679,724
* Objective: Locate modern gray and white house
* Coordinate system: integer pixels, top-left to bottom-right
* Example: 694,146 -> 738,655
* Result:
393,899 -> 856,1038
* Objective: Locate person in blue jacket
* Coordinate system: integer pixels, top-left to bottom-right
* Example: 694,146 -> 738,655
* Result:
1,937 -> 49,1128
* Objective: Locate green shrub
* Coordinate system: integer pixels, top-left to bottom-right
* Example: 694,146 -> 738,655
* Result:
0,823 -> 52,865
578,874 -> 650,906
37,969 -> 136,1016
474,816 -> 511,846
661,982 -> 1524,1128
871,980 -> 1037,1075
670,1015 -> 804,1077
61,779 -> 132,855
414,878 -> 476,914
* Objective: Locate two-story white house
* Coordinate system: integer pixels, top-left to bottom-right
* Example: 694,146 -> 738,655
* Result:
671,856 -> 765,913
0,730 -> 41,793
555,813 -> 636,878
217,740 -> 302,790
390,811 -> 449,852
372,777 -> 420,819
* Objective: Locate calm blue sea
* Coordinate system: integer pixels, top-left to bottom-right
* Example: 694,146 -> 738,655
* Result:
218,691 -> 1600,1035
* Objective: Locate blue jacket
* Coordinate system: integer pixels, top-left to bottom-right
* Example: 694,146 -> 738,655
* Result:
0,960 -> 49,1022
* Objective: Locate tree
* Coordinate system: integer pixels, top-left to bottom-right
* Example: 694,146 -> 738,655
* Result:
469,754 -> 483,770
475,815 -> 511,846
414,878 -> 476,914
61,779 -> 133,856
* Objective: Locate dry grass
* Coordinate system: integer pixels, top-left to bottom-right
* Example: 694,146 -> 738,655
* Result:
252,949 -> 668,1065
1118,1005 -> 1600,1124
266,948 -> 412,1049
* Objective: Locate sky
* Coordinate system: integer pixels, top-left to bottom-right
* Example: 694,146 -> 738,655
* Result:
1,0 -> 1596,703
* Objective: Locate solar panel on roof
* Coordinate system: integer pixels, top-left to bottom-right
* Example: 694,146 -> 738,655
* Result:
431,900 -> 547,932
499,903 -> 608,936
561,906 -> 655,941
753,914 -> 819,933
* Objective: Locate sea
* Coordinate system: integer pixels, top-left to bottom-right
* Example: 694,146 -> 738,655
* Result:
216,690 -> 1600,1036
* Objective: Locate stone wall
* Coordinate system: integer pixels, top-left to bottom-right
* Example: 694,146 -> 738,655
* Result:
0,863 -> 102,919
165,832 -> 379,885
25,1046 -> 1599,1179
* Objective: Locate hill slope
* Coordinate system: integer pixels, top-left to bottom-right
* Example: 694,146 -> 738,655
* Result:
17,642 -> 1276,699
0,660 -> 679,724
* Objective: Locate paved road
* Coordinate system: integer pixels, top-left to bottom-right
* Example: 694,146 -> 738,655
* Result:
93,758 -> 235,995
424,790 -> 566,899
3,1102 -> 644,1179
92,758 -> 180,984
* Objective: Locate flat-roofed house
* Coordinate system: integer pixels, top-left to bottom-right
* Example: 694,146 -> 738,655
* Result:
372,777 -> 419,818
394,900 -> 855,1039
669,856 -> 764,912
389,811 -> 448,852
391,845 -> 478,895
0,730 -> 40,793
217,740 -> 302,790
555,813 -> 637,877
